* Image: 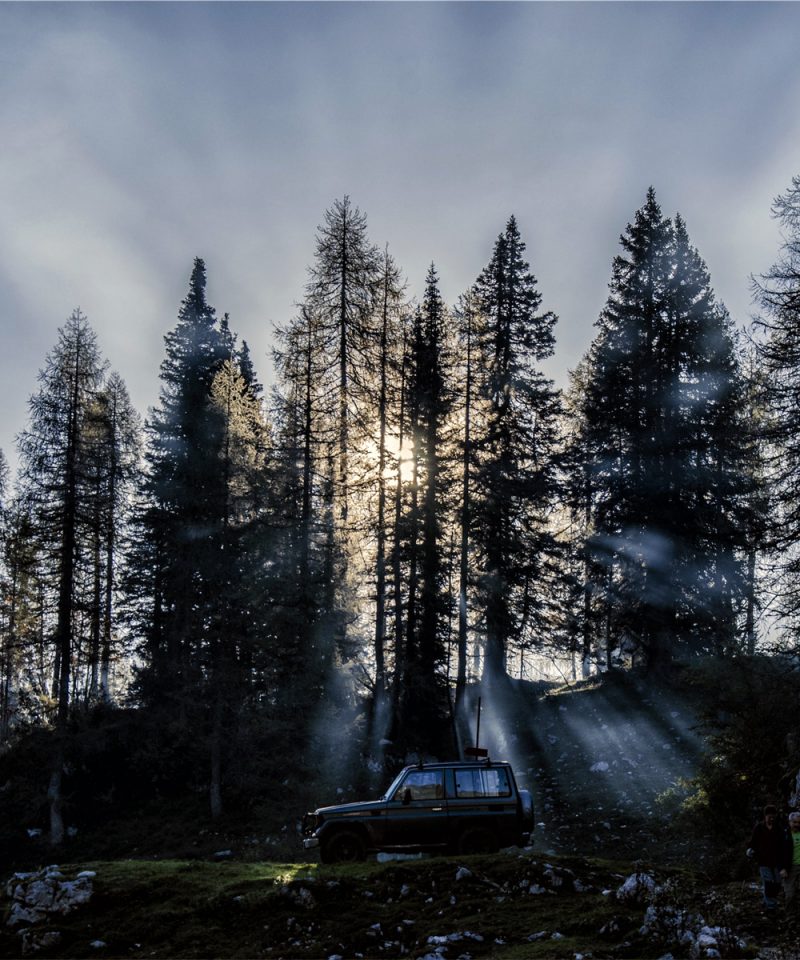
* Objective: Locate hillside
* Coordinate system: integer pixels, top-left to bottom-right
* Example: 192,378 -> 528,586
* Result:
2,851 -> 795,959
2,660 -> 799,958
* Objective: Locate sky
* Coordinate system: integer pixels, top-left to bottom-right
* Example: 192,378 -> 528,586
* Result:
1,1 -> 799,477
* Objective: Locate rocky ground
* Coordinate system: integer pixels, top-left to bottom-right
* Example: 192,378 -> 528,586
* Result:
2,851 -> 798,959
3,664 -> 797,958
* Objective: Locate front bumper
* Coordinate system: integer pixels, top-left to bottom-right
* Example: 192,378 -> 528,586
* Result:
303,836 -> 320,850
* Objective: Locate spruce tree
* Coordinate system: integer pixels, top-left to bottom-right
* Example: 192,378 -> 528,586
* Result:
394,266 -> 453,755
578,190 -> 749,667
471,217 -> 561,685
136,258 -> 229,695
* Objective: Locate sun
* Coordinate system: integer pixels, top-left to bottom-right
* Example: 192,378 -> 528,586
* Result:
381,431 -> 415,484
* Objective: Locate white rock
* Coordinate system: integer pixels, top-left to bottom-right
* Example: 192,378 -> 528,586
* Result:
21,929 -> 61,952
616,871 -> 656,902
90,941 -> 107,948
590,761 -> 609,773
54,878 -> 93,913
455,866 -> 472,881
7,903 -> 45,928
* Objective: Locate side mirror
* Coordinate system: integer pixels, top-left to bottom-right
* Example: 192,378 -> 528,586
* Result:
402,788 -> 412,806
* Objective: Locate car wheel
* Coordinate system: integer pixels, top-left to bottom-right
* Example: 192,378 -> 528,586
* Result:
320,828 -> 367,863
457,827 -> 499,855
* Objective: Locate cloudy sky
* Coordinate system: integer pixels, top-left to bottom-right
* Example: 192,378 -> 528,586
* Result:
1,2 -> 799,474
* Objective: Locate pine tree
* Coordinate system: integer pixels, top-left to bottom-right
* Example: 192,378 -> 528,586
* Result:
306,196 -> 380,524
452,291 -> 480,716
471,217 -> 561,685
77,373 -> 141,704
578,190 -> 750,667
394,266 -> 453,755
136,258 -> 229,694
207,356 -> 274,817
752,174 -> 800,636
305,198 -> 380,661
371,248 -> 405,716
272,303 -> 338,713
17,309 -> 107,843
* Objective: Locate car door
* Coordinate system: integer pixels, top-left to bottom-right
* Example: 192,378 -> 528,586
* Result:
384,769 -> 448,848
447,765 -> 516,844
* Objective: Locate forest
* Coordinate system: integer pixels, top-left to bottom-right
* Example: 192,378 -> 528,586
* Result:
1,178 -> 800,859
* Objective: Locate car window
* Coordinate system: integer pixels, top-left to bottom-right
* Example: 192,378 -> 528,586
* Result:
395,770 -> 444,801
454,766 -> 511,798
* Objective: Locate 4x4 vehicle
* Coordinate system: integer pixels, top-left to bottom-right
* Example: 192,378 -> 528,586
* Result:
302,759 -> 534,863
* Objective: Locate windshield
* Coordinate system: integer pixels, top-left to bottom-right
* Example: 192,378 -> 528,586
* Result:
381,767 -> 410,800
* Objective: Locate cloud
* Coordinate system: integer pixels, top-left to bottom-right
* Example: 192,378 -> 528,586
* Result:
1,3 -> 799,471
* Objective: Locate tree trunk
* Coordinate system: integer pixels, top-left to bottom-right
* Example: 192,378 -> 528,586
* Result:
50,337 -> 82,845
210,694 -> 223,820
455,298 -> 472,719
373,255 -> 390,699
744,546 -> 757,656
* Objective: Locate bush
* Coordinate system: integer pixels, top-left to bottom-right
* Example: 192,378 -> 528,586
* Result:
679,656 -> 800,873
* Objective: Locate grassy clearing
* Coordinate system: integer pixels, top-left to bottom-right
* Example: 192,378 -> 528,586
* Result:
2,851 -> 783,960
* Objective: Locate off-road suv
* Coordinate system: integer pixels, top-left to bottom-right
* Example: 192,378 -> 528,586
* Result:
302,759 -> 534,863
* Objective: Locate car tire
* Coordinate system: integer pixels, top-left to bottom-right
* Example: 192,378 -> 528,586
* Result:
457,827 -> 499,855
320,828 -> 367,864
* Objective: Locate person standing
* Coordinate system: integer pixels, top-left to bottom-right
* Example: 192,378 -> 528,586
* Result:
747,804 -> 792,911
784,812 -> 800,916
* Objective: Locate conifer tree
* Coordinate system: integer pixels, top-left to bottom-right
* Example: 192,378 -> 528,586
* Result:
371,248 -> 405,712
272,304 -> 338,712
0,502 -> 46,742
394,266 -> 453,755
17,309 -> 107,843
578,190 -> 749,667
753,174 -> 800,636
207,356 -> 274,817
452,291 -> 480,715
305,198 -> 381,661
83,373 -> 140,701
136,258 -> 229,694
306,196 -> 380,525
471,217 -> 561,685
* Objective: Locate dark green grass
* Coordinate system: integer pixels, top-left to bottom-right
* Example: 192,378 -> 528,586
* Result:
2,852 -> 760,960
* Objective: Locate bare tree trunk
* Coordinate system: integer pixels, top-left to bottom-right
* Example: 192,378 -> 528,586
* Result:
390,341 -> 408,732
210,694 -> 223,820
101,396 -> 119,702
455,297 -> 473,717
745,546 -> 757,656
50,339 -> 82,845
373,252 -> 391,698
48,761 -> 65,846
89,498 -> 101,702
